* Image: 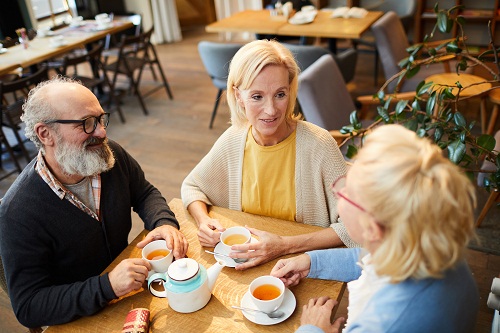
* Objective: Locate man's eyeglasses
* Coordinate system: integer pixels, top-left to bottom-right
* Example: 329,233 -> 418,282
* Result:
44,113 -> 110,134
332,176 -> 371,215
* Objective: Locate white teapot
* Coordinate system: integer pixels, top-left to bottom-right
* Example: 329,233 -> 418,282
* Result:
148,258 -> 225,313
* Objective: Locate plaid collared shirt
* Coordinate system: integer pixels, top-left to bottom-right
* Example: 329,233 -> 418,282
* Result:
35,152 -> 101,220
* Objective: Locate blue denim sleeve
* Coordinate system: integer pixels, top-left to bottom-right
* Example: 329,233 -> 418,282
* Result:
307,248 -> 362,282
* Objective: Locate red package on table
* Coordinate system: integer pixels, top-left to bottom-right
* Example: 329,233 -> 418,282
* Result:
122,308 -> 150,333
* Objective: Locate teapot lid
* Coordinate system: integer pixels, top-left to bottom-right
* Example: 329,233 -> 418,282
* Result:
168,258 -> 199,281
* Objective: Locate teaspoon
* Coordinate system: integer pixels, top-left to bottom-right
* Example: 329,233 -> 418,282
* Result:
231,305 -> 285,319
204,250 -> 247,263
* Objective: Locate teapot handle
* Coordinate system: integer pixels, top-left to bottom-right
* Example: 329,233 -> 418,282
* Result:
148,272 -> 168,298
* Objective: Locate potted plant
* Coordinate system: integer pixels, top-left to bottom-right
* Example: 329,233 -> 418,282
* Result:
340,3 -> 500,197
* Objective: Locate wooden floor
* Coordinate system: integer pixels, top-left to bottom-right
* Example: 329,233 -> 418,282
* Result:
0,26 -> 499,332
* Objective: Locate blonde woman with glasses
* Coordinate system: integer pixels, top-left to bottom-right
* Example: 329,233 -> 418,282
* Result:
271,124 -> 479,333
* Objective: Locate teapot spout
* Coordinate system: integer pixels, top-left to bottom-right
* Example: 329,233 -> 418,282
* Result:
207,260 -> 225,292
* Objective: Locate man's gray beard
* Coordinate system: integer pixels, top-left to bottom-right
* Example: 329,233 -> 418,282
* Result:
54,135 -> 116,177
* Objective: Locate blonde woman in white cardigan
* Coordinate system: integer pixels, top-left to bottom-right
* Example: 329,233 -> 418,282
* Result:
181,40 -> 356,270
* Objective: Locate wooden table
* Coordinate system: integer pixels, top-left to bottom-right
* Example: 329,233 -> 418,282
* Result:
206,9 -> 383,45
45,198 -> 346,333
0,20 -> 134,76
426,73 -> 492,132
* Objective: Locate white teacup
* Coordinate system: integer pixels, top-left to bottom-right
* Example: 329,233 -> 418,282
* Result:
301,5 -> 315,12
142,239 -> 173,273
95,13 -> 109,22
219,226 -> 251,254
249,275 -> 285,312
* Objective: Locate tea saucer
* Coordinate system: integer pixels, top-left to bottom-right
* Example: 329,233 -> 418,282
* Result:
213,236 -> 257,268
239,288 -> 296,325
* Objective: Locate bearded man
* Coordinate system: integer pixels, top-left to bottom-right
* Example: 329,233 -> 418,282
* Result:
0,78 -> 188,329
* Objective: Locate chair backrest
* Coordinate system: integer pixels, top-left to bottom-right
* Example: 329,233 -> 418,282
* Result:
197,41 -> 242,89
61,43 -> 104,75
0,65 -> 49,102
283,43 -> 330,71
360,0 -> 417,31
297,54 -> 355,131
371,11 -> 410,89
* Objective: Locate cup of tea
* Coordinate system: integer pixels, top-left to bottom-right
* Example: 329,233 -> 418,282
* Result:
49,35 -> 65,47
219,226 -> 251,254
142,239 -> 173,273
249,275 -> 285,312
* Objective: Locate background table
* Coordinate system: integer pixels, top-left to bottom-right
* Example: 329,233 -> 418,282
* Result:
0,20 -> 133,76
45,198 -> 346,333
206,9 -> 383,40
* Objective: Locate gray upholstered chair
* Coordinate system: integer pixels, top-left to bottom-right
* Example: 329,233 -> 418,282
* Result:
283,43 -> 358,83
372,11 -> 450,93
198,41 -> 242,129
352,0 -> 417,85
476,130 -> 500,227
297,54 -> 355,132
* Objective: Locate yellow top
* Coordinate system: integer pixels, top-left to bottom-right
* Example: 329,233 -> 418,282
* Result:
241,128 -> 296,221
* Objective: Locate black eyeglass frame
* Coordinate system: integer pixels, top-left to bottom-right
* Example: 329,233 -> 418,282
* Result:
44,113 -> 110,134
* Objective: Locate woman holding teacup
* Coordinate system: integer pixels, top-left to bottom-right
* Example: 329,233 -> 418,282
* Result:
270,125 -> 478,332
181,39 -> 356,271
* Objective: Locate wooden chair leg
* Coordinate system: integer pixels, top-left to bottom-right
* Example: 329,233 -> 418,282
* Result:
476,189 -> 500,227
487,104 -> 499,135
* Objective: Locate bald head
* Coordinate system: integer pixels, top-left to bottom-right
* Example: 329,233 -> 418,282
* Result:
22,77 -> 103,152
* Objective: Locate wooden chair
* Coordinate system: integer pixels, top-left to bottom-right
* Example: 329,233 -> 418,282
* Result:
0,65 -> 49,164
60,43 -> 126,123
104,29 -> 155,115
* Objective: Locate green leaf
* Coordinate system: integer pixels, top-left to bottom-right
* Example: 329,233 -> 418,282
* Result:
447,139 -> 466,164
404,118 -> 418,132
426,91 -> 437,116
456,16 -> 466,25
428,48 -> 437,56
398,57 -> 410,69
446,41 -> 462,54
377,106 -> 390,122
406,66 -> 420,79
377,90 -> 385,100
340,125 -> 354,134
346,145 -> 358,159
455,81 -> 463,89
395,100 -> 408,115
443,87 -> 455,99
434,126 -> 443,142
416,128 -> 426,137
460,131 -> 466,143
349,110 -> 359,125
476,134 -> 496,152
453,112 -> 466,127
437,11 -> 453,33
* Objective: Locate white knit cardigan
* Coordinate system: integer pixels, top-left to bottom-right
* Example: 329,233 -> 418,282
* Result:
181,120 -> 357,248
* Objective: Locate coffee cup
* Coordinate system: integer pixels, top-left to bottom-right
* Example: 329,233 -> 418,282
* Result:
95,13 -> 109,22
142,239 -> 173,273
249,275 -> 285,312
219,226 -> 251,254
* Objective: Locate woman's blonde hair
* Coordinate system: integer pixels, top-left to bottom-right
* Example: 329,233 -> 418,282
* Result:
354,124 -> 476,282
226,39 -> 300,128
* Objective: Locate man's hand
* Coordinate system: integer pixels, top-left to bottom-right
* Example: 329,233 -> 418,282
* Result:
270,253 -> 311,287
108,258 -> 151,297
137,225 -> 188,259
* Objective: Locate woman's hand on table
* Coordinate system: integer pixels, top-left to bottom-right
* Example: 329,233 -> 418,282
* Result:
270,253 -> 311,287
197,217 -> 225,247
231,226 -> 286,271
108,258 -> 151,297
300,297 -> 345,333
137,225 -> 189,259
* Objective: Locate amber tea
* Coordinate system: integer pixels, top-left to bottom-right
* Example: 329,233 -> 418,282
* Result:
252,284 -> 281,301
146,249 -> 170,260
223,234 -> 248,246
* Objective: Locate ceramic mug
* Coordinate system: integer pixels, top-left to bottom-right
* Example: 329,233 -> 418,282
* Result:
249,275 -> 285,313
142,239 -> 173,273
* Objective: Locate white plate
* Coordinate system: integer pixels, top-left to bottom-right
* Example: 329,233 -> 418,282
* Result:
239,288 -> 296,325
288,11 -> 317,25
0,48 -> 7,54
50,42 -> 68,48
213,236 -> 258,268
69,21 -> 86,27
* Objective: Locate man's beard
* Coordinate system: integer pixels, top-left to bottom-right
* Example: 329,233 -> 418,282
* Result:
54,135 -> 116,177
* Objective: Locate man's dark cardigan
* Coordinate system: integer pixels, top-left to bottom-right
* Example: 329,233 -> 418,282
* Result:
0,140 -> 179,328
